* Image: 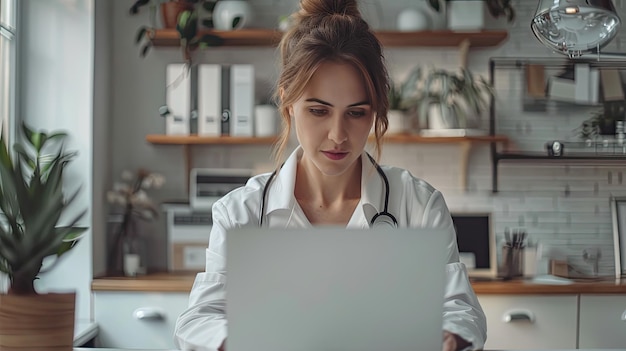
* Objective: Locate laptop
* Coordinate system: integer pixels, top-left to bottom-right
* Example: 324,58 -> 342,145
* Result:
225,227 -> 448,351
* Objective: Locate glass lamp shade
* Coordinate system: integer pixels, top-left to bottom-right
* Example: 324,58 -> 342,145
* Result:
531,0 -> 621,58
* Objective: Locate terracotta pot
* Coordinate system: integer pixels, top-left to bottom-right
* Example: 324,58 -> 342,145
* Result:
161,1 -> 194,29
0,292 -> 76,351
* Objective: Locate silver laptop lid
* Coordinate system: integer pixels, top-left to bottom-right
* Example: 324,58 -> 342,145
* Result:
226,227 -> 448,351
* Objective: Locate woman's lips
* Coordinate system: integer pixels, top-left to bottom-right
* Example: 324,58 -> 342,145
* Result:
322,151 -> 348,160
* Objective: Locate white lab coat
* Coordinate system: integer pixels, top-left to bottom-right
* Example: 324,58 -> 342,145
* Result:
174,147 -> 487,351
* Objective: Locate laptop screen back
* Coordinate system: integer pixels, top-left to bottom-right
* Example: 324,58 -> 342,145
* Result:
226,227 -> 448,351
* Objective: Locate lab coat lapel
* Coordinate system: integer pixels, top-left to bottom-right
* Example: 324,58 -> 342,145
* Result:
360,153 -> 386,226
264,147 -> 300,227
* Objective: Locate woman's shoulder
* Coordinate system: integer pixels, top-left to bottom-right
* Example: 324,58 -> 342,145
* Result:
379,165 -> 439,197
213,172 -> 273,209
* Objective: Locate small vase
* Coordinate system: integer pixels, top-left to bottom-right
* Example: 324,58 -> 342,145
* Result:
213,0 -> 252,30
122,235 -> 147,277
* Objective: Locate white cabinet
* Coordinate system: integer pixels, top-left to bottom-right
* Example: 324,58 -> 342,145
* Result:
478,295 -> 578,350
93,291 -> 189,349
578,294 -> 626,348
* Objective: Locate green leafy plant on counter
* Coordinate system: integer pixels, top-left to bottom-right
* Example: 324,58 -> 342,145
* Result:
0,123 -> 87,295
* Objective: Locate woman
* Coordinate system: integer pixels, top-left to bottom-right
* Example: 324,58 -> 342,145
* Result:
174,0 -> 487,350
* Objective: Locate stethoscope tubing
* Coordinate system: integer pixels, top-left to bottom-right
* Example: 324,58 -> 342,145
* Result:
258,153 -> 397,228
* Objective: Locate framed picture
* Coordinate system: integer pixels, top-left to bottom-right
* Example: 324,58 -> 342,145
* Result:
451,212 -> 497,278
610,196 -> 626,278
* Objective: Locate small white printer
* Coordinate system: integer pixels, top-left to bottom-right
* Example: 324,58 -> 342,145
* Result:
189,168 -> 253,210
164,168 -> 252,272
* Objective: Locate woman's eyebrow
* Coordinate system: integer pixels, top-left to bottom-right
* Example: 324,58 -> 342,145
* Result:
305,98 -> 370,107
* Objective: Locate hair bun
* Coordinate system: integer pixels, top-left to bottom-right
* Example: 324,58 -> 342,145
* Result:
297,0 -> 361,20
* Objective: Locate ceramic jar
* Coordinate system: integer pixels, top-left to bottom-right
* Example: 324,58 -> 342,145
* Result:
213,0 -> 252,30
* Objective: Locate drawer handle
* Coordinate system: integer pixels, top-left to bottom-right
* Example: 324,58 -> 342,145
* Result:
622,310 -> 626,321
503,309 -> 535,323
133,307 -> 165,321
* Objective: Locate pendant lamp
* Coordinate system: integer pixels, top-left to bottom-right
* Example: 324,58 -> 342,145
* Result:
531,0 -> 621,58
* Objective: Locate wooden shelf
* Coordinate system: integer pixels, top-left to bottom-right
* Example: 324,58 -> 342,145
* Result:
146,134 -> 279,191
147,133 -> 509,192
371,133 -> 510,192
146,134 -> 278,145
148,28 -> 508,48
376,134 -> 509,144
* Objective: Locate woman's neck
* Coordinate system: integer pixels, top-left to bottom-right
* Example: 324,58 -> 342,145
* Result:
294,156 -> 362,225
294,156 -> 362,207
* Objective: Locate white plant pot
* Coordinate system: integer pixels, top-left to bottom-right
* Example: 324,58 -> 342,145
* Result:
387,109 -> 407,134
254,105 -> 278,137
447,0 -> 484,31
213,1 -> 252,30
397,8 -> 431,31
427,104 -> 460,130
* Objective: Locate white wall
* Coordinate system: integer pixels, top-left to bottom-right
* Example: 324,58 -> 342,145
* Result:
19,0 -> 95,321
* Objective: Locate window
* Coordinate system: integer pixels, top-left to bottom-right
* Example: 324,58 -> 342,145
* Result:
0,0 -> 15,294
0,0 -> 16,146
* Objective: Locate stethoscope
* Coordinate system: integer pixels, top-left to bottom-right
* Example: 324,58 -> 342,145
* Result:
259,153 -> 398,228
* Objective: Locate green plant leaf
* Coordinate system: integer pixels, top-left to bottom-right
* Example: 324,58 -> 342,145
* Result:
177,9 -> 198,41
197,34 -> 224,48
135,26 -> 148,44
428,0 -> 441,12
231,16 -> 242,29
0,122 -> 88,291
140,43 -> 152,58
202,0 -> 218,12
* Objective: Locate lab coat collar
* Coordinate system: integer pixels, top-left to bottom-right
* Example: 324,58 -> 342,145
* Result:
264,146 -> 386,225
264,147 -> 300,215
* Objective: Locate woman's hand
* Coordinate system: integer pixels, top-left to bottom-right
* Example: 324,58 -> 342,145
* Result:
442,331 -> 471,351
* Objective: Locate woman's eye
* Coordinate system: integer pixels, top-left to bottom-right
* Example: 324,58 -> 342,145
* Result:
348,110 -> 367,118
308,108 -> 327,116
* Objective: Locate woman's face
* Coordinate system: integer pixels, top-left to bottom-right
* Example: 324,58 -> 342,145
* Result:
289,61 -> 374,177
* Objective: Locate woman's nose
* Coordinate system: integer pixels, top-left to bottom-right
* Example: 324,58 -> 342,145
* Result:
328,115 -> 348,144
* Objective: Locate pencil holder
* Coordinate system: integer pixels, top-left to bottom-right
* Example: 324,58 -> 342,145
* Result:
499,246 -> 524,279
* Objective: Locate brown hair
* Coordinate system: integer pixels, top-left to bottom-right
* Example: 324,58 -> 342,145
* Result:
272,0 -> 390,167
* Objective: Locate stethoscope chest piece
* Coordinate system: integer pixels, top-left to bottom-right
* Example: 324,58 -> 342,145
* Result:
370,211 -> 398,228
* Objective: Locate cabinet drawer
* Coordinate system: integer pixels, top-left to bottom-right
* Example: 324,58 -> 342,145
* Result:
478,295 -> 577,350
579,294 -> 626,348
93,291 -> 189,349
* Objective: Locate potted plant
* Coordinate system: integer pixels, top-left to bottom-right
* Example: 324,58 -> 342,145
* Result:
417,67 -> 494,134
575,103 -> 624,140
176,2 -> 224,65
0,122 -> 87,349
106,168 -> 165,276
131,0 -> 224,61
387,67 -> 422,134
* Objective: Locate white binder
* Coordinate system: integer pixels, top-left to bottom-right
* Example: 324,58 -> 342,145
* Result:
198,64 -> 222,136
230,64 -> 255,137
165,64 -> 191,135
